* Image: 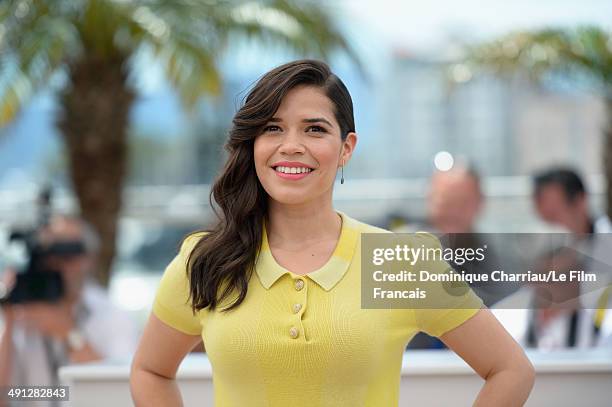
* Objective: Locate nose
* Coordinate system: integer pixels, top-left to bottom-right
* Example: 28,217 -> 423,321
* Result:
278,130 -> 305,155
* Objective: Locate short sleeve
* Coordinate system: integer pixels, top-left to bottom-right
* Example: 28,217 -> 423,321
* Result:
152,232 -> 206,335
411,232 -> 484,338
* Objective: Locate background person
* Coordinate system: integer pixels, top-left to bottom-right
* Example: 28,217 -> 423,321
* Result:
533,166 -> 610,235
428,165 -> 484,234
0,214 -> 139,396
389,164 -> 484,234
492,167 -> 612,350
533,167 -> 611,347
395,166 -> 509,349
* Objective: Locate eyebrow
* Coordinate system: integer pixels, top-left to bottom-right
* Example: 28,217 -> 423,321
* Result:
268,117 -> 334,127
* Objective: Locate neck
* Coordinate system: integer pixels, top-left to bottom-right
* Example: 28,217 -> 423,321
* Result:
266,201 -> 341,250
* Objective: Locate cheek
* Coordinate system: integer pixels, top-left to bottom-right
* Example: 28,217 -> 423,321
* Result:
253,138 -> 281,196
253,139 -> 271,173
537,202 -> 559,221
535,203 -> 549,218
253,138 -> 264,165
310,140 -> 341,169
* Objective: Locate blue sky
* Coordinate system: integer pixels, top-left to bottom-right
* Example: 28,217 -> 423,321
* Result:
339,0 -> 612,45
336,0 -> 612,74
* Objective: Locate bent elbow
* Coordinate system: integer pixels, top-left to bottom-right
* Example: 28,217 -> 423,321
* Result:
129,361 -> 140,395
523,359 -> 536,390
129,358 -> 148,397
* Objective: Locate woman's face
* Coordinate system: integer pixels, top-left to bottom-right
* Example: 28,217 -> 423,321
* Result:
254,85 -> 356,206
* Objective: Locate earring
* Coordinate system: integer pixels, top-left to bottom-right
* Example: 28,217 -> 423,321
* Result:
341,160 -> 345,184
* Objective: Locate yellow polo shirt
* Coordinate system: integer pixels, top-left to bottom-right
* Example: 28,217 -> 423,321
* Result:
152,210 -> 483,407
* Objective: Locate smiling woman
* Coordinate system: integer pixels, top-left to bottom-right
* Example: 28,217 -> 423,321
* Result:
129,59 -> 535,407
253,84 -> 355,206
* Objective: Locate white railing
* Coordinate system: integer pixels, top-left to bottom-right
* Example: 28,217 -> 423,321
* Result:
0,174 -> 606,228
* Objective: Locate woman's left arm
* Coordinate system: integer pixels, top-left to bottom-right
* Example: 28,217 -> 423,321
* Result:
440,307 -> 536,407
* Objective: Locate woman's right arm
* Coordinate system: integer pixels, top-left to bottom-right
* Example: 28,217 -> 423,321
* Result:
129,313 -> 203,406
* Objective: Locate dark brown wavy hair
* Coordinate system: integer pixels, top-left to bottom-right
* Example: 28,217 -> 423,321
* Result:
186,59 -> 355,313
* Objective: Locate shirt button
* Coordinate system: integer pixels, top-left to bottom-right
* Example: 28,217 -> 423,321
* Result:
289,327 -> 299,339
293,303 -> 302,314
294,279 -> 305,291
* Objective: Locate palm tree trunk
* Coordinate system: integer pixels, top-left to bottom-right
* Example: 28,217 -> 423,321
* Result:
57,55 -> 134,287
605,98 -> 612,220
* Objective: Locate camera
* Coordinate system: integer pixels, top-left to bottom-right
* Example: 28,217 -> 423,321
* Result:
0,186 -> 86,305
0,231 -> 86,305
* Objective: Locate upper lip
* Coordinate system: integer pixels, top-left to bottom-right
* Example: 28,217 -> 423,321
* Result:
271,161 -> 315,169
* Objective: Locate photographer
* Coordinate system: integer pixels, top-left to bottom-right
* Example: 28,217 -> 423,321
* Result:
0,214 -> 138,393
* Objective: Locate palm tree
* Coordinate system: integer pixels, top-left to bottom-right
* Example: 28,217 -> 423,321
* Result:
463,26 -> 612,218
0,0 -> 359,287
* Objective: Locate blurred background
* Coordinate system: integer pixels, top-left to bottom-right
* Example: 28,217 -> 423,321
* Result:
0,0 -> 610,346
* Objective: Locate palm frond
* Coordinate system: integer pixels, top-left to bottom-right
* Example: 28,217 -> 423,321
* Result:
0,0 -> 361,120
139,0 -> 362,107
0,1 -> 81,125
465,25 -> 612,96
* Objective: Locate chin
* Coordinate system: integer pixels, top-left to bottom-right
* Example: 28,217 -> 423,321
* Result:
269,194 -> 312,206
266,187 -> 318,205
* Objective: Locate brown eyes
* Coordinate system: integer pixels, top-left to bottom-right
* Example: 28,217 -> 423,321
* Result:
307,126 -> 326,133
262,125 -> 327,134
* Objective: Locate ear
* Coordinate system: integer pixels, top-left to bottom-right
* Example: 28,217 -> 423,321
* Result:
339,132 -> 358,166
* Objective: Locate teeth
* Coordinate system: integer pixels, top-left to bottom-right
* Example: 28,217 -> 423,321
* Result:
275,166 -> 313,174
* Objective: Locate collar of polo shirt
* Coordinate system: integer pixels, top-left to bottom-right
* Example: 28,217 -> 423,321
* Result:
255,210 -> 359,291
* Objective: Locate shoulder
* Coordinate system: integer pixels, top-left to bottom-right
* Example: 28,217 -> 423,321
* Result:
178,231 -> 210,257
344,213 -> 441,248
410,231 -> 444,249
343,213 -> 391,235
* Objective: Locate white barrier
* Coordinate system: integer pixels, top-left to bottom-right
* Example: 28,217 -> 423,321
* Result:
59,349 -> 612,406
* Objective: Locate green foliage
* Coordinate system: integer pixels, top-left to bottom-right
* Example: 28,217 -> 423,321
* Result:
0,0 -> 359,125
465,26 -> 612,98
